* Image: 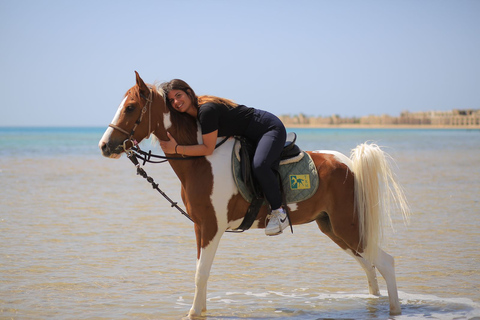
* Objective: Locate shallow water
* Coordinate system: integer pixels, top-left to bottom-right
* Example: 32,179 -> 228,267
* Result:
1,127 -> 479,319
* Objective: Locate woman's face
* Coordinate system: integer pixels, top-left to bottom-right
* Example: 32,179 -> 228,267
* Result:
167,89 -> 194,114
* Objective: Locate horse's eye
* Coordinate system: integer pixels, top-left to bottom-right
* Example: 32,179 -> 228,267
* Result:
125,105 -> 135,113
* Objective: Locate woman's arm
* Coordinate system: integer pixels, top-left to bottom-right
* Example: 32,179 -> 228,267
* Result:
160,131 -> 218,156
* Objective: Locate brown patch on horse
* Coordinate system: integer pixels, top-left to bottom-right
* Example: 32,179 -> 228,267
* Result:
175,158 -> 218,259
226,194 -> 251,224
272,151 -> 361,252
316,212 -> 349,250
226,194 -> 272,229
314,152 -> 361,252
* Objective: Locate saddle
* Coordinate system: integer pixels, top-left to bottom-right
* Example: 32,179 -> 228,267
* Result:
232,132 -> 319,231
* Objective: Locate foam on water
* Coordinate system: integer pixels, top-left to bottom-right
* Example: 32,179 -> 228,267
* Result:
195,290 -> 480,320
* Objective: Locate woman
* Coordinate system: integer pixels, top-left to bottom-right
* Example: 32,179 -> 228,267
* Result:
159,79 -> 288,236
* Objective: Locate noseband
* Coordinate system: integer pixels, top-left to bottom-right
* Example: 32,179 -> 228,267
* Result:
109,89 -> 153,153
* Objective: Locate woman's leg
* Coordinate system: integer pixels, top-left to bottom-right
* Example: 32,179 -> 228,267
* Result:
252,131 -> 289,236
244,110 -> 288,235
252,129 -> 285,209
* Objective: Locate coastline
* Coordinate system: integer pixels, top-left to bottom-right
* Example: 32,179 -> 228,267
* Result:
284,124 -> 480,130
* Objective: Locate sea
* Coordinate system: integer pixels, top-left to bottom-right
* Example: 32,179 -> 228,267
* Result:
0,127 -> 479,320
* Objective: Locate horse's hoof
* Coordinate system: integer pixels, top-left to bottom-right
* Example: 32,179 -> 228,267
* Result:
389,308 -> 402,316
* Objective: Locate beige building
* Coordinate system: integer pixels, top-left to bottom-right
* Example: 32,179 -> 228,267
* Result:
280,109 -> 480,128
399,109 -> 480,126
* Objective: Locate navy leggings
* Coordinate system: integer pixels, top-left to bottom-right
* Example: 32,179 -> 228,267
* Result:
243,109 -> 287,209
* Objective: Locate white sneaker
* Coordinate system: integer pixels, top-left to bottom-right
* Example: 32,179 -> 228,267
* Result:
265,208 -> 289,236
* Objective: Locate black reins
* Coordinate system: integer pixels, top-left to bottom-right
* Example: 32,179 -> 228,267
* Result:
109,87 -> 242,231
126,151 -> 194,222
128,136 -> 230,165
125,138 -> 244,232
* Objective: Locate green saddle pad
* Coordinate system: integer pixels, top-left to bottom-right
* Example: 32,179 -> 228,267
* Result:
232,140 -> 319,204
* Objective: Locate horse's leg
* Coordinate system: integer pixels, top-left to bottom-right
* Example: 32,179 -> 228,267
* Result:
189,223 -> 223,318
316,214 -> 380,296
346,250 -> 380,295
371,248 -> 401,315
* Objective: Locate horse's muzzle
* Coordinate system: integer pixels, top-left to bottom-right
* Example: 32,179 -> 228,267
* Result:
99,140 -> 123,159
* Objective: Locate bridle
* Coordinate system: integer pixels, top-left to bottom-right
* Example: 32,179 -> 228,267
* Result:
105,86 -> 238,230
108,87 -> 229,163
109,88 -> 153,153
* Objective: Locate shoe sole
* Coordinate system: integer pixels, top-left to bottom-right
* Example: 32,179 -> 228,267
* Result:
265,229 -> 283,236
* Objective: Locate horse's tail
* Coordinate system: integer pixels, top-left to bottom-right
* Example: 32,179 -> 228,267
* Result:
350,143 -> 410,262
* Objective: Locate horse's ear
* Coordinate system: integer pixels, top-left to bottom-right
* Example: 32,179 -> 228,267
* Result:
135,71 -> 150,96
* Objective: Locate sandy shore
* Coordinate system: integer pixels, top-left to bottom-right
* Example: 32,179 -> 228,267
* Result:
284,124 -> 480,129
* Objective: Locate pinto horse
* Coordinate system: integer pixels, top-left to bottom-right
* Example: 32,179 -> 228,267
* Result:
99,72 -> 410,318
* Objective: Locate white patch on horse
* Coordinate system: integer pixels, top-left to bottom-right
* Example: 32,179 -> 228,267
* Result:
196,121 -> 203,144
345,248 -> 380,295
313,150 -> 353,170
287,203 -> 298,212
99,96 -> 127,149
163,111 -> 172,130
205,137 -> 239,230
190,227 -> 224,315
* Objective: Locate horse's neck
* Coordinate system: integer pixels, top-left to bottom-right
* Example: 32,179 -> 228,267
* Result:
168,158 -> 195,187
157,124 -> 202,185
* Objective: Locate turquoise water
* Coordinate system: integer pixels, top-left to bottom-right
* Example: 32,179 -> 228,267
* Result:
1,126 -> 477,157
0,127 -> 105,158
1,127 -> 479,319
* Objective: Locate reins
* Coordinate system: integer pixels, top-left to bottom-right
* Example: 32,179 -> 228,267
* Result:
129,136 -> 230,165
126,150 -> 194,222
125,138 -> 243,232
109,87 -> 242,231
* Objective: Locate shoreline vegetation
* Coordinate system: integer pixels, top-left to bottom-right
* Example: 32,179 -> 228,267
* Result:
280,109 -> 480,130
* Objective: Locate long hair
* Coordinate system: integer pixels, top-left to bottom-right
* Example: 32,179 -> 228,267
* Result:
160,79 -> 238,143
198,95 -> 238,108
160,79 -> 197,144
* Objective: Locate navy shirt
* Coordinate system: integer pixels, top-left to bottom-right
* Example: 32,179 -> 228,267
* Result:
197,102 -> 254,137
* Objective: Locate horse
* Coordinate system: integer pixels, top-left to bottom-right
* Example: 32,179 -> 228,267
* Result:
99,72 -> 410,318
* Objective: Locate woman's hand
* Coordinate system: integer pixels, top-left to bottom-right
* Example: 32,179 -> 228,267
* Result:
159,132 -> 178,154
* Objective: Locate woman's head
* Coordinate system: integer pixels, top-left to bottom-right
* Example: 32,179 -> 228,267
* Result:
158,79 -> 198,144
161,79 -> 198,112
160,79 -> 239,115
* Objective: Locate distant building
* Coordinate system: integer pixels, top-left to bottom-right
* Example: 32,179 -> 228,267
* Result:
280,109 -> 480,127
399,109 -> 480,126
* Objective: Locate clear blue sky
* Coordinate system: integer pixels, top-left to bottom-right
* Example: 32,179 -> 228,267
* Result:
1,0 -> 479,126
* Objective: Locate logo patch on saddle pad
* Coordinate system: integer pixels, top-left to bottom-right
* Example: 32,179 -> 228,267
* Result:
232,140 -> 319,204
290,174 -> 311,190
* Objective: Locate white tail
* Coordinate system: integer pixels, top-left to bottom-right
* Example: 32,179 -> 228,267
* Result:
350,143 -> 410,262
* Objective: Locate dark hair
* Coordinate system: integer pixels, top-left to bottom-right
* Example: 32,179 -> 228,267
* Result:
161,79 -> 199,110
159,79 -> 238,144
159,79 -> 198,144
161,79 -> 238,110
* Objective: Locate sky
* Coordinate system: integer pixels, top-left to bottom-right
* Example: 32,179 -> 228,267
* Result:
1,0 -> 479,126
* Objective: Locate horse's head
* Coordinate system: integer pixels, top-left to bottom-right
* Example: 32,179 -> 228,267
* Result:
99,71 -> 169,158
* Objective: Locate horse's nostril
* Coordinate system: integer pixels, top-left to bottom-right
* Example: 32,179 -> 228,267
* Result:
100,141 -> 109,152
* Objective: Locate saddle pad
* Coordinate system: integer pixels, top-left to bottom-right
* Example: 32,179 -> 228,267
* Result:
232,140 -> 319,204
